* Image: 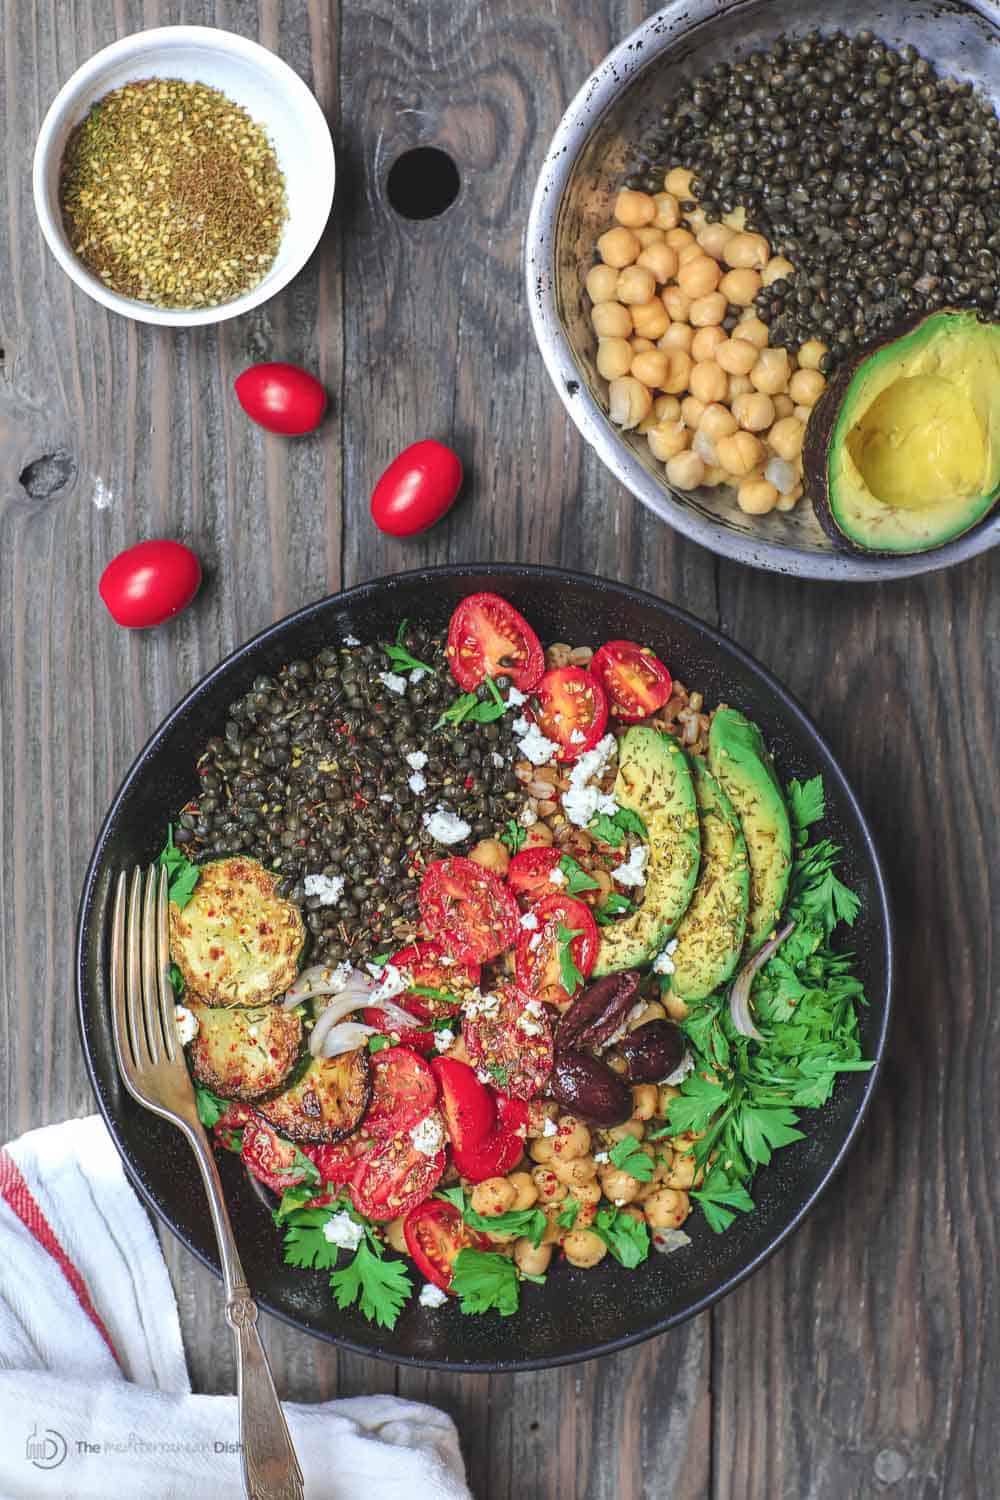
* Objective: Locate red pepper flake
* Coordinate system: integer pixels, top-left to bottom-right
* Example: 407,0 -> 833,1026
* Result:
464,774 -> 474,791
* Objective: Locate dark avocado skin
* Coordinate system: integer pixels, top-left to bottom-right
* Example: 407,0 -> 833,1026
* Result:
805,309 -> 1000,556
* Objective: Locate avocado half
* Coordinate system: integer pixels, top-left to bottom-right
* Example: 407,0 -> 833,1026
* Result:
804,310 -> 1000,555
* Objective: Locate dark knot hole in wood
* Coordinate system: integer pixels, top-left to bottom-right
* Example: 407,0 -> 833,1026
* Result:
386,146 -> 460,220
19,451 -> 77,500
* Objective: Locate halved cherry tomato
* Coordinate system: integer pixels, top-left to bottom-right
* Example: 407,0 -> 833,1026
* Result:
386,940 -> 480,1019
234,362 -> 327,436
350,1122 -> 446,1219
506,847 -> 564,907
363,1047 -> 438,1141
493,1092 -> 530,1139
419,857 -> 520,963
370,440 -> 463,537
533,666 -> 608,761
446,592 -> 544,693
590,640 -> 673,721
361,1010 -> 435,1054
214,1101 -> 254,1154
515,894 -> 599,1006
404,1200 -> 488,1292
304,1130 -> 376,1188
462,984 -> 554,1100
241,1116 -> 309,1193
430,1057 -> 525,1182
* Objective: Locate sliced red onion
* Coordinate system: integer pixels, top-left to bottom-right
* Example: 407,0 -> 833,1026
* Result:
317,1021 -> 378,1058
308,991 -> 421,1056
283,963 -> 373,1010
764,456 -> 797,495
729,920 -> 796,1040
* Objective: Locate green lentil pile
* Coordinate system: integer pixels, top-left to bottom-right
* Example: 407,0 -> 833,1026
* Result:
174,626 -> 522,964
626,29 -> 1000,366
60,77 -> 286,307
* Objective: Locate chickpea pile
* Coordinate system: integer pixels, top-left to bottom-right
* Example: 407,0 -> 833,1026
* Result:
586,166 -> 829,518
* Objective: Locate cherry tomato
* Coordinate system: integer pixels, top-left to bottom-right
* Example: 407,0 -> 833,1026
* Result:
515,894 -> 599,1006
419,857 -> 520,964
350,1122 -> 446,1219
446,592 -> 544,693
362,1047 -> 439,1142
240,1116 -> 309,1193
590,640 -> 673,721
493,1092 -> 530,1139
234,362 -> 327,436
430,1057 -> 525,1182
214,1101 -> 254,1154
385,940 -> 480,1019
462,983 -> 554,1100
404,1199 -> 488,1292
303,1130 -> 376,1190
506,847 -> 564,907
370,440 -> 463,537
534,666 -> 608,761
361,1009 -> 435,1054
99,540 -> 201,629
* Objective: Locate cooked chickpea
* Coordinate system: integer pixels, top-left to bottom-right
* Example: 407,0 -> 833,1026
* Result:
630,336 -> 655,354
657,1083 -> 681,1116
697,221 -> 735,260
563,1229 -> 608,1268
651,394 -> 681,422
531,1166 -> 566,1202
665,226 -> 696,251
661,347 -> 693,395
631,349 -> 671,389
727,373 -> 753,401
539,1212 -> 563,1246
719,267 -> 762,306
701,464 -> 728,487
591,300 -> 633,339
685,206 -> 708,233
666,451 -> 706,491
717,430 -> 765,477
732,390 -> 775,432
606,1119 -> 645,1143
662,285 -> 691,322
665,166 -> 694,197
659,321 -> 694,352
385,1216 -> 408,1254
596,338 -> 633,381
690,324 -> 727,361
646,420 -> 690,462
598,1166 -> 642,1204
677,254 -> 722,298
713,337 -> 756,376
762,254 -> 795,286
586,263 -> 620,303
575,1179 -> 602,1209
768,415 -> 805,461
699,402 -> 738,441
664,1153 -> 697,1189
513,1238 -> 553,1276
617,265 -> 657,306
677,241 -> 705,268
507,1170 -> 539,1210
772,393 -> 795,418
733,316 -> 769,349
776,483 -> 804,511
554,1117 -> 591,1160
750,348 -> 790,396
470,1177 -> 517,1217
631,1083 -> 659,1120
529,1134 -> 556,1164
788,367 -> 826,406
662,989 -> 689,1021
643,1187 -> 690,1229
608,376 -> 652,430
631,298 -> 670,340
523,821 -> 553,848
737,477 -> 780,515
680,395 -> 706,428
597,226 -> 640,268
796,338 -> 828,371
688,359 -> 727,405
468,838 -> 510,875
723,231 -> 769,269
552,1155 -> 599,1188
689,291 -> 727,327
636,226 -> 665,248
614,188 -> 656,227
637,242 -> 678,283
652,191 -> 681,229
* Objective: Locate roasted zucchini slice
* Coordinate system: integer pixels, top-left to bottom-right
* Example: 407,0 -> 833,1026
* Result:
186,1001 -> 304,1102
256,1051 -> 372,1144
169,856 -> 305,1006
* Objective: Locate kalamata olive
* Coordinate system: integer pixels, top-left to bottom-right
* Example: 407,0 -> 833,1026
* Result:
548,1050 -> 633,1126
556,971 -> 641,1052
617,1020 -> 684,1083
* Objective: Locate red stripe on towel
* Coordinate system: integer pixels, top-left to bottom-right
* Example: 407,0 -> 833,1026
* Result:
0,1147 -> 119,1364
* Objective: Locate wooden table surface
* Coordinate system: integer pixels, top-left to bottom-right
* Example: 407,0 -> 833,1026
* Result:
2,3 -> 998,1496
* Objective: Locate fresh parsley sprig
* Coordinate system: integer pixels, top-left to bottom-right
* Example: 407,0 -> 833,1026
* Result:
330,1240 -> 413,1330
594,892 -> 635,926
500,819 -> 527,854
558,854 -> 600,895
434,676 -> 508,730
556,922 -> 585,995
587,805 -> 648,847
158,825 -> 200,908
194,1085 -> 228,1130
449,1248 -> 544,1316
607,1135 -> 655,1182
383,618 -> 437,677
592,1206 -> 650,1267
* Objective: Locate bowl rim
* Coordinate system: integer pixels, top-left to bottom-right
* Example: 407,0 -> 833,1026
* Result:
523,0 -> 1000,582
32,24 -> 335,329
75,562 -> 894,1371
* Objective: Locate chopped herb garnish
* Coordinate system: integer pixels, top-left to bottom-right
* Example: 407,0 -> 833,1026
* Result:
367,1035 -> 391,1054
607,1135 -> 655,1182
594,892 -> 635,925
158,825 -> 201,908
556,1198 -> 581,1231
500,819 -> 527,854
558,855 -> 601,895
556,922 -> 586,995
408,984 -> 461,1005
690,1172 -> 755,1233
463,1204 -> 547,1246
194,1085 -> 227,1130
169,962 -> 185,998
281,1209 -> 346,1271
592,1206 -> 650,1268
383,618 -> 437,677
330,1239 -> 413,1330
588,806 -> 647,846
450,1248 -> 523,1317
273,1182 -> 325,1222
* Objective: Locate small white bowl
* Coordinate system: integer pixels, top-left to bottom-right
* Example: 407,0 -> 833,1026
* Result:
33,26 -> 335,327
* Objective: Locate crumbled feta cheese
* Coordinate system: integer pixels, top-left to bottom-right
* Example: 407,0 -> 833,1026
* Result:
614,843 -> 649,888
174,1006 -> 199,1045
410,669 -> 427,685
652,938 -> 680,976
519,807 -> 538,827
406,751 -> 428,771
344,635 -> 361,646
370,964 -> 408,1005
491,751 -> 505,768
476,1068 -> 493,1085
594,1150 -> 610,1164
516,721 -> 560,766
653,1228 -> 692,1255
596,794 -> 619,815
542,1117 -> 559,1138
664,1049 -> 695,1087
528,933 -> 542,951
422,806 -> 472,844
517,999 -> 545,1037
511,716 -> 531,736
410,1114 -> 445,1156
419,1281 -> 449,1308
379,793 -> 394,802
433,1027 -> 455,1052
303,872 -> 346,906
378,670 -> 408,696
366,961 -> 385,979
310,960 -> 355,993
613,1197 -> 627,1207
322,1212 -> 364,1251
247,1025 -> 259,1041
464,988 -> 502,1020
569,728 -> 586,744
548,866 -> 567,887
562,734 -> 618,827
408,771 -> 428,795
519,911 -> 540,930
506,686 -> 527,706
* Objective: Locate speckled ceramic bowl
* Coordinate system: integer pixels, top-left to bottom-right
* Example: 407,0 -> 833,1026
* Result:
77,565 -> 892,1369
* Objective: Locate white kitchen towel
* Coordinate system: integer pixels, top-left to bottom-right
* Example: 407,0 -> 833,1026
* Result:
0,1115 -> 471,1500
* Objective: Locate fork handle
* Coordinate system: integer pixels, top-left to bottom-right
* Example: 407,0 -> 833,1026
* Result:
186,1124 -> 304,1500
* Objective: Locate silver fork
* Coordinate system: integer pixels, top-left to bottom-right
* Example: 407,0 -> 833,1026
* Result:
110,866 -> 304,1500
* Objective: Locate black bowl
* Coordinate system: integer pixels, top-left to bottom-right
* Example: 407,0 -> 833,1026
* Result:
76,564 -> 892,1371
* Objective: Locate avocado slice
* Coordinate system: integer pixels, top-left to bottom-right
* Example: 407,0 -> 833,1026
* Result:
707,710 -> 791,954
593,726 -> 700,976
169,856 -> 306,1007
664,759 -> 750,1003
805,309 -> 1000,555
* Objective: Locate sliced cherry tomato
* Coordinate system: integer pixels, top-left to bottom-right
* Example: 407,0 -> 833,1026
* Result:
404,1200 -> 488,1292
370,440 -> 463,537
214,1100 -> 254,1154
386,940 -> 480,1020
234,362 -> 327,436
99,539 -> 201,629
462,984 -> 554,1100
363,1046 -> 438,1141
361,1010 -> 435,1053
514,894 -> 599,1006
493,1092 -> 530,1139
430,1057 -> 525,1182
350,1123 -> 446,1219
446,592 -> 544,693
240,1116 -> 309,1193
419,857 -> 520,963
506,847 -> 564,907
590,640 -> 673,721
533,666 -> 608,761
304,1130 -> 376,1187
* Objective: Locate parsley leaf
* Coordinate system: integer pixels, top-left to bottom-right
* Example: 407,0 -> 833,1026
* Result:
274,1182 -> 326,1222
169,963 -> 185,998
558,855 -> 600,895
408,984 -> 461,1005
608,1135 -> 655,1182
556,1198 -> 581,1230
367,1034 -> 391,1054
330,1240 -> 413,1330
282,1213 -> 344,1271
738,1104 -> 804,1167
556,922 -> 585,995
436,1184 -> 467,1211
594,892 -> 635,926
450,1248 -> 521,1316
463,1204 -> 547,1246
614,807 -> 648,839
485,1062 -> 509,1088
691,1170 -> 755,1233
194,1085 -> 227,1130
382,619 -> 437,677
500,819 -> 527,854
158,826 -> 201,908
434,688 -> 507,730
592,1207 -> 650,1268
587,812 -> 625,847
787,775 -> 825,843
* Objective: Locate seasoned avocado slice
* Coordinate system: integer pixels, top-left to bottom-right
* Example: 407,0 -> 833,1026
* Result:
805,310 -> 1000,554
170,856 -> 305,1007
708,710 -> 791,954
186,1001 -> 304,1102
593,727 -> 700,976
665,759 -> 750,1003
256,1051 -> 372,1143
